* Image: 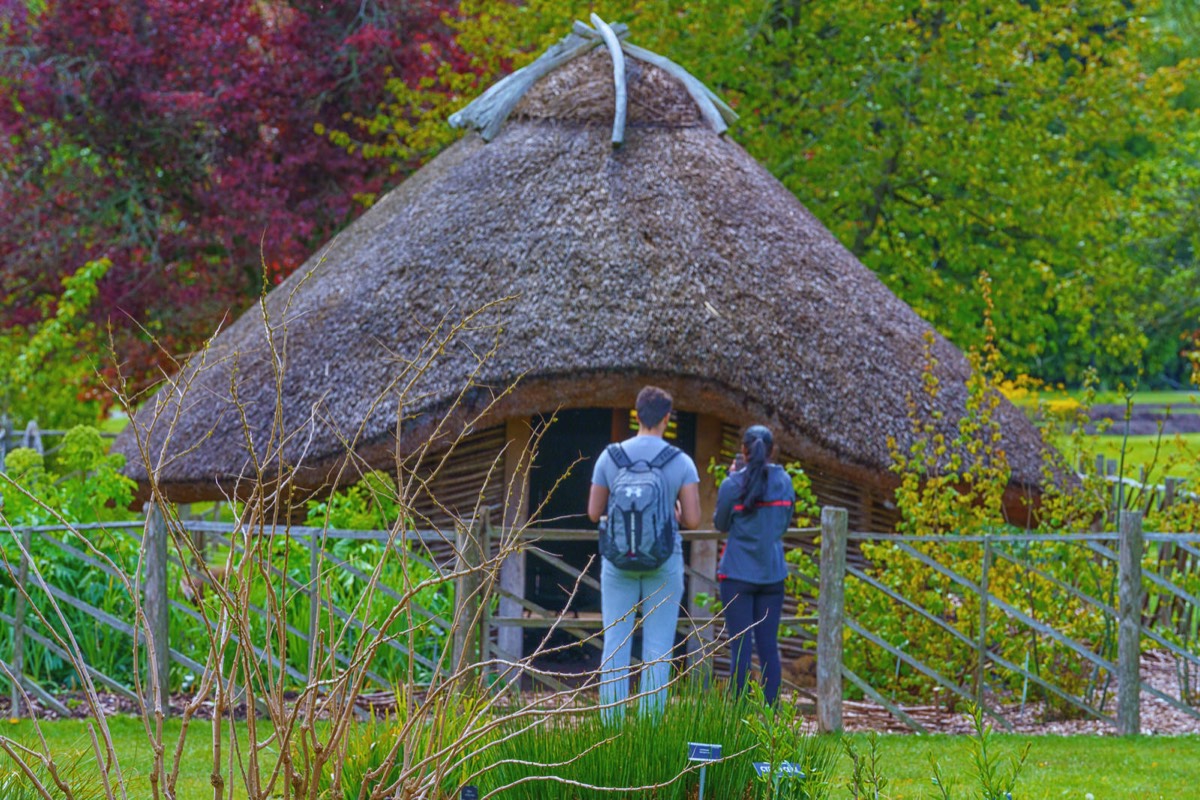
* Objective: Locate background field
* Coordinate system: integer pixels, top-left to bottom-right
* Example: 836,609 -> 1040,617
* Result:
1012,388 -> 1199,488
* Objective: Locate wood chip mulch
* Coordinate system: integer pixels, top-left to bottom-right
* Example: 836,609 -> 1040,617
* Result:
840,650 -> 1200,735
3,652 -> 1198,735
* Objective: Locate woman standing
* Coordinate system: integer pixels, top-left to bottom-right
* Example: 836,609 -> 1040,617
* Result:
713,425 -> 795,705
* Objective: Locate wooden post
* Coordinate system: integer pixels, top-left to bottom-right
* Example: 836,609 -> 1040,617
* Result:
190,529 -> 207,565
975,534 -> 992,705
497,419 -> 532,668
688,414 -> 723,668
452,511 -> 487,679
1163,477 -> 1177,511
481,515 -> 496,666
1105,459 -> 1120,524
11,529 -> 31,717
1117,510 -> 1143,736
308,533 -> 320,680
816,506 -> 847,734
21,421 -> 43,454
144,502 -> 171,716
0,413 -> 10,467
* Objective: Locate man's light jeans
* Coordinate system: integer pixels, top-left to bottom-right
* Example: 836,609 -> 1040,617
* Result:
598,551 -> 684,721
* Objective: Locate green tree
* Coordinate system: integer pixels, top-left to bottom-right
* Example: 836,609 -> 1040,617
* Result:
0,258 -> 112,428
344,0 -> 1200,385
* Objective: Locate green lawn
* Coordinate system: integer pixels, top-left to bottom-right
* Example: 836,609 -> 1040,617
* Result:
4,719 -> 1200,798
862,733 -> 1200,799
1013,388 -> 1200,488
1083,390 -> 1200,407
1086,434 -> 1200,484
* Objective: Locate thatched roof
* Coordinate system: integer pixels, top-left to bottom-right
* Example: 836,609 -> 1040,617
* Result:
114,29 -> 1046,505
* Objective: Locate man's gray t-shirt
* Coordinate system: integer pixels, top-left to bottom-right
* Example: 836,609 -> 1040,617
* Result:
592,435 -> 701,555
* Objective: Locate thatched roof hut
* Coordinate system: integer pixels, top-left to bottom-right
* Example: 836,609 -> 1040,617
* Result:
114,22 -> 1046,533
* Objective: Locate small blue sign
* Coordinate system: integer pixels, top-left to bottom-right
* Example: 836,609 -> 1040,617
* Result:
460,787 -> 479,800
752,761 -> 805,778
688,742 -> 723,762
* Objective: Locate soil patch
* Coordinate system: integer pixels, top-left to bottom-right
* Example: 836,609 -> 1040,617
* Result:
1088,404 -> 1200,437
841,650 -> 1200,735
3,652 -> 1196,735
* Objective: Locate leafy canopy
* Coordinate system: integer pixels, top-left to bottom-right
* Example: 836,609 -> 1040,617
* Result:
347,0 -> 1200,385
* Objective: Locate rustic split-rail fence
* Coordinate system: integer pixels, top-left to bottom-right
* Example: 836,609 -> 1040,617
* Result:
2,502 -> 1198,736
3,420 -> 1198,734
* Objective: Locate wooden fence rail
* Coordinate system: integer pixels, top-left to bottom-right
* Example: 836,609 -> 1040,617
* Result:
823,509 -> 1198,736
1,507 -> 468,718
3,504 -> 1199,738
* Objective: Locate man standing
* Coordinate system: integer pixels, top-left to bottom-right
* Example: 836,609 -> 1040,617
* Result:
588,386 -> 701,720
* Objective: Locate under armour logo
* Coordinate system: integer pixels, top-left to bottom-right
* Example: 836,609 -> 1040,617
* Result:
624,487 -> 643,498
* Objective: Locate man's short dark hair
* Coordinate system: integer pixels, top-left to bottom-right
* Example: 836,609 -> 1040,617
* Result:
636,386 -> 673,429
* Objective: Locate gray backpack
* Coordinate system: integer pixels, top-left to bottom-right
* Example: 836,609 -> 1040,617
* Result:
601,443 -> 681,571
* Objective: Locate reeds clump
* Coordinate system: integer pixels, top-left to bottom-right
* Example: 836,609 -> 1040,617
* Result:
483,677 -> 839,800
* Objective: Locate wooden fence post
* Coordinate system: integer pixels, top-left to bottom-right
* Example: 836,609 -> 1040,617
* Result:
497,419 -> 531,673
144,502 -> 171,716
481,514 -> 496,667
21,421 -> 43,455
1163,477 -> 1177,511
11,529 -> 31,717
1117,510 -> 1143,736
976,534 -> 992,705
817,506 -> 847,734
308,533 -> 320,681
452,510 -> 487,679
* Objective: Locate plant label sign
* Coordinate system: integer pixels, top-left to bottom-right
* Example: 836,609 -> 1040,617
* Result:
460,787 -> 479,800
688,743 -> 722,800
752,761 -> 805,778
688,742 -> 722,762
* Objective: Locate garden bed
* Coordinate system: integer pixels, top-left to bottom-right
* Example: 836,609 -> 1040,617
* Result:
5,651 -> 1197,735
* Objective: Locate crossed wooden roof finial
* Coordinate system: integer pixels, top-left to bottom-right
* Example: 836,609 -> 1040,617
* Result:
449,15 -> 738,147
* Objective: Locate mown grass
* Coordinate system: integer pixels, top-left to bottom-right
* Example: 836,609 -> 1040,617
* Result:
866,733 -> 1200,799
1087,434 -> 1200,484
5,717 -> 1200,798
1010,388 -> 1200,487
1082,390 -> 1200,407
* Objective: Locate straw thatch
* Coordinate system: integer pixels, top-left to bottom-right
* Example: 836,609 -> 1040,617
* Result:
114,45 -> 1046,511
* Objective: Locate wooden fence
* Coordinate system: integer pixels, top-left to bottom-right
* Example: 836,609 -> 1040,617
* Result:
1,508 -> 464,718
0,420 -> 117,463
490,509 -> 1200,735
3,505 -> 1200,738
816,508 -> 1200,735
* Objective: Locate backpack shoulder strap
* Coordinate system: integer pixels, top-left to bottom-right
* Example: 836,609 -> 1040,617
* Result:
649,443 -> 682,469
606,443 -> 633,469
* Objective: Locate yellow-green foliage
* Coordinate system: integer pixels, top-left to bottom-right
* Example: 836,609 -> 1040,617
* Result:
844,279 -> 1115,711
1032,371 -> 1114,533
0,259 -> 112,428
1,425 -> 136,526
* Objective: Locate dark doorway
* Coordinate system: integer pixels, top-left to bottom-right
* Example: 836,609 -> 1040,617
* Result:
526,408 -> 611,613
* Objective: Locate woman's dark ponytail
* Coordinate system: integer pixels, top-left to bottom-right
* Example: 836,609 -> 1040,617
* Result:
738,425 -> 773,510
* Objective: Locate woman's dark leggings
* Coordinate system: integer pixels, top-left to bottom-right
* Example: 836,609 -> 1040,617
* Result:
719,577 -> 785,704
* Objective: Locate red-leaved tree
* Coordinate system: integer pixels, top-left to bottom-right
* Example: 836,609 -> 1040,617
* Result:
0,0 -> 466,397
